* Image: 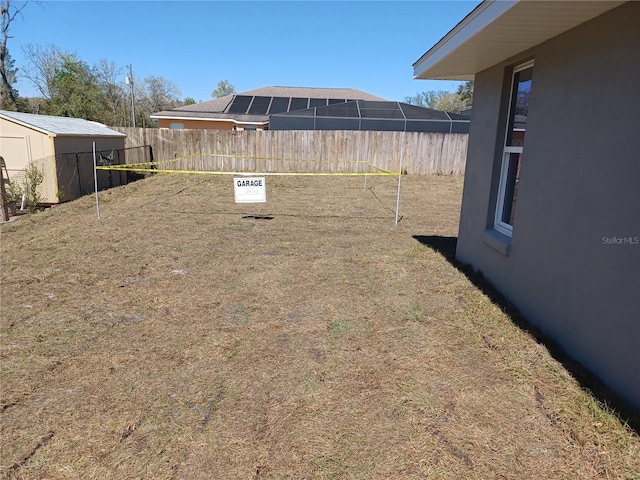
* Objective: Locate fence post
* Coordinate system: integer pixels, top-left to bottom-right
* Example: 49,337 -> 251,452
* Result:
395,138 -> 404,225
93,142 -> 100,220
117,149 -> 125,186
76,153 -> 83,195
0,157 -> 10,221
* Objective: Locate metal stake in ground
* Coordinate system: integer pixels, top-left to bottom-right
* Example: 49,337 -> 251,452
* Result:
93,142 -> 101,220
395,140 -> 404,225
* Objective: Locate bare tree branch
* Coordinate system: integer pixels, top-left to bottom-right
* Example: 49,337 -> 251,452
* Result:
1,0 -> 29,108
21,43 -> 62,99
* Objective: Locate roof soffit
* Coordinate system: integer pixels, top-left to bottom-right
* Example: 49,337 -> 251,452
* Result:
413,1 -> 626,80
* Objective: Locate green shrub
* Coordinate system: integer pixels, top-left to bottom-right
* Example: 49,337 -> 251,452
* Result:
23,161 -> 44,213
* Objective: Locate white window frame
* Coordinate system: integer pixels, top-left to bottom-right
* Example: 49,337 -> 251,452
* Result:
494,60 -> 534,237
494,147 -> 522,236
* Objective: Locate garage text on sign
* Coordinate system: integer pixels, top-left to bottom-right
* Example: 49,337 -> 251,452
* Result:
236,179 -> 263,187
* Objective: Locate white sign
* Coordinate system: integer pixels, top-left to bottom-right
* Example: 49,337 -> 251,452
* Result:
234,177 -> 266,203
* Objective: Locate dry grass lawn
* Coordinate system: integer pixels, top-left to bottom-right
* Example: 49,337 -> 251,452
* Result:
1,174 -> 639,479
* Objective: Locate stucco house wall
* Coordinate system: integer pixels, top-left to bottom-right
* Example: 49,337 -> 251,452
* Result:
456,2 -> 639,407
156,118 -> 264,131
156,118 -> 236,130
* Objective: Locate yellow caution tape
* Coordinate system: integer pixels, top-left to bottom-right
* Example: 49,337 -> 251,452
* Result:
104,152 -> 392,172
95,166 -> 400,176
96,152 -> 401,176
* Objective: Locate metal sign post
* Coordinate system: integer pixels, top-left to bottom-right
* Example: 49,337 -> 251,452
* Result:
395,142 -> 404,225
93,142 -> 101,219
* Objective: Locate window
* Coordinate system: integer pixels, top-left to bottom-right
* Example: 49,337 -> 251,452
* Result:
494,61 -> 533,236
169,122 -> 184,130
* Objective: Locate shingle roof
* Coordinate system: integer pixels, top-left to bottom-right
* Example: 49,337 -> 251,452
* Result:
240,86 -> 386,101
0,110 -> 126,137
151,86 -> 387,123
169,95 -> 234,114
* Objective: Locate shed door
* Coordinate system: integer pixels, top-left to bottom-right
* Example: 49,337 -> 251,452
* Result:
0,135 -> 31,177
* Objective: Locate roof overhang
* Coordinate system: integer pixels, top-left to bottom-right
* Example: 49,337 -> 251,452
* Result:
413,0 -> 626,81
149,114 -> 268,126
0,111 -> 126,137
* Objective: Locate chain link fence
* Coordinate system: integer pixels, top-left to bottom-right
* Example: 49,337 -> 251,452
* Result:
4,145 -> 152,206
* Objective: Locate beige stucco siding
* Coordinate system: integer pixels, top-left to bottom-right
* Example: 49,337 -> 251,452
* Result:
0,120 -> 54,173
1,120 -> 57,203
157,118 -> 235,130
156,118 -> 266,131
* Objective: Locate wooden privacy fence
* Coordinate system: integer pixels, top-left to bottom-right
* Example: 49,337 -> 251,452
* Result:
113,128 -> 468,175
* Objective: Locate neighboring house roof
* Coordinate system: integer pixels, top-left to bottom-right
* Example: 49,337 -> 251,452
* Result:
151,86 -> 387,125
413,0 -> 626,80
0,110 -> 126,137
239,86 -> 386,100
269,100 -> 470,133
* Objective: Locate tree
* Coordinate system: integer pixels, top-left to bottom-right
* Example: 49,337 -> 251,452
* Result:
95,59 -> 126,126
48,54 -> 103,120
140,75 -> 181,113
23,46 -> 126,123
430,92 -> 468,113
21,43 -> 63,99
137,75 -> 181,126
404,90 -> 449,109
1,0 -> 28,110
182,96 -> 196,106
20,41 -> 189,126
211,79 -> 235,98
23,95 -> 45,113
0,48 -> 18,109
22,46 -> 124,124
404,81 -> 474,114
456,81 -> 473,105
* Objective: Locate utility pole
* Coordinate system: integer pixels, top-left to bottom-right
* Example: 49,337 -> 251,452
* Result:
125,64 -> 136,127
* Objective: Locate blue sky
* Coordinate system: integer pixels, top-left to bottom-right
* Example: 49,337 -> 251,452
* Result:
9,1 -> 479,102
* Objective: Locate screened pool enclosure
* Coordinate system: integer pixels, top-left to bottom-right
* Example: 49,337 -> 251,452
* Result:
269,100 -> 470,133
